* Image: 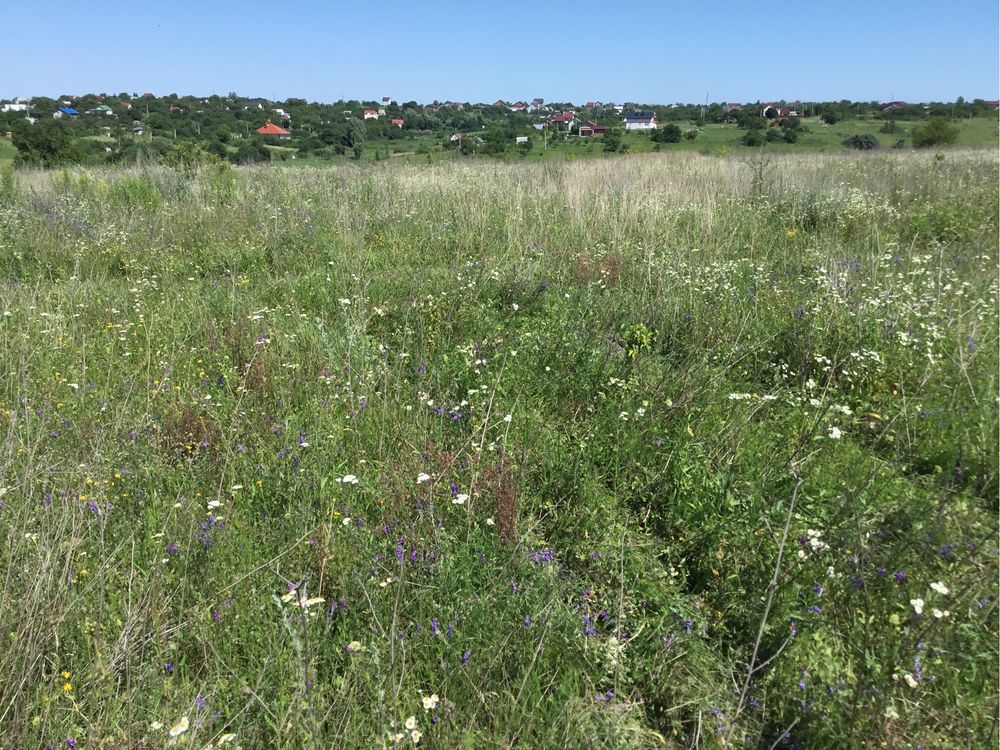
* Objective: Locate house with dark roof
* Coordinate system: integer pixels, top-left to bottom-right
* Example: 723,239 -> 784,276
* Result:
53,107 -> 78,118
623,111 -> 656,130
578,121 -> 608,137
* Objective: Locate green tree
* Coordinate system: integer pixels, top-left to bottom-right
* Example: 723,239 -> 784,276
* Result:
346,118 -> 367,159
651,123 -> 682,143
11,120 -> 82,167
912,118 -> 959,148
602,128 -> 622,152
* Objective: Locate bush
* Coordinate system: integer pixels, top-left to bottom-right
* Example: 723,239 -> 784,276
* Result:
912,118 -> 959,148
842,133 -> 880,150
742,129 -> 765,147
765,128 -> 783,143
651,124 -> 682,144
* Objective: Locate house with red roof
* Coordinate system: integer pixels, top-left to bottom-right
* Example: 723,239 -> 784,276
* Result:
257,122 -> 291,139
391,118 -> 404,128
363,108 -> 379,120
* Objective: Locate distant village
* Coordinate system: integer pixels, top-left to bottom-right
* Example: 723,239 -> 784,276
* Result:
1,92 -> 996,165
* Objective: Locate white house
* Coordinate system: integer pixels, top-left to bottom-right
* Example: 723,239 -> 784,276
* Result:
363,108 -> 380,120
623,111 -> 657,130
2,98 -> 29,112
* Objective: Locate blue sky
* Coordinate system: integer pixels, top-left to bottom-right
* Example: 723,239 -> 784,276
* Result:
2,0 -> 997,103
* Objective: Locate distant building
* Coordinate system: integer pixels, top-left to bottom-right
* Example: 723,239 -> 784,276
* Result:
578,121 -> 608,137
363,108 -> 379,120
244,99 -> 265,110
623,111 -> 656,130
257,122 -> 291,139
762,102 -> 790,118
88,104 -> 114,116
1,98 -> 29,112
548,111 -> 577,130
53,107 -> 79,118
724,103 -> 743,112
390,118 -> 404,127
515,135 -> 528,144
382,96 -> 393,106
879,101 -> 908,111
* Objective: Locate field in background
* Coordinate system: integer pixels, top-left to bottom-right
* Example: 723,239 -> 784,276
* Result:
0,151 -> 997,748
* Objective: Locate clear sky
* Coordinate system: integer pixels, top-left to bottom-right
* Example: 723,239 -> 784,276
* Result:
2,0 -> 997,104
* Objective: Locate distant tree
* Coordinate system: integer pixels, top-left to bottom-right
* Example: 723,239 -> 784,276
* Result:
602,128 -> 622,152
780,118 -> 801,143
817,108 -> 840,125
651,123 -> 682,143
741,129 -> 765,147
346,117 -> 367,159
482,123 -> 509,155
231,138 -> 270,163
842,133 -> 880,150
912,118 -> 959,148
11,120 -> 82,167
162,141 -> 221,174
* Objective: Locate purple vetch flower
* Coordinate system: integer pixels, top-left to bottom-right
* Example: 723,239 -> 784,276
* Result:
894,571 -> 906,584
461,650 -> 471,665
66,739 -> 77,750
165,541 -> 180,555
196,693 -> 206,711
395,538 -> 404,563
164,662 -> 174,674
523,615 -> 531,629
684,620 -> 693,636
663,633 -> 676,649
85,500 -> 100,515
808,605 -> 822,614
431,618 -> 439,637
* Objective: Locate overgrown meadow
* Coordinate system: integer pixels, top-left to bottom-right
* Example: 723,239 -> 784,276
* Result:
0,150 -> 996,749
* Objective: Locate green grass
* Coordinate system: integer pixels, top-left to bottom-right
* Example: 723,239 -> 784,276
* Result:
0,151 -> 996,749
0,136 -> 16,169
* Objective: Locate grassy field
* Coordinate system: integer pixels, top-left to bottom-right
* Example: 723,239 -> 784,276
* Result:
0,136 -> 16,169
0,151 -> 997,748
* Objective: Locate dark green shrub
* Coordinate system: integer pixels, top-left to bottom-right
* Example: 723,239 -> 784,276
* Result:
842,133 -> 880,150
